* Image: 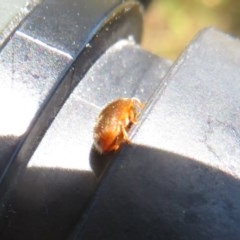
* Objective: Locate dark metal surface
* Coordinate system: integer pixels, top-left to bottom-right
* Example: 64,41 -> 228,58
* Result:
1,1 -> 239,239
21,0 -> 125,56
0,0 -> 144,239
0,0 -> 142,183
0,0 -> 142,184
0,40 -> 171,240
70,28 -> 240,240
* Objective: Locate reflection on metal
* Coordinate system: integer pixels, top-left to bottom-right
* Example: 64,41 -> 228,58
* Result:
26,74 -> 99,172
26,39 -> 171,172
16,31 -> 73,59
0,84 -> 37,136
0,0 -> 41,47
0,31 -> 71,136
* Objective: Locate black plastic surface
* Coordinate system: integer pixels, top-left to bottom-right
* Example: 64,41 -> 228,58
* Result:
21,0 -> 127,56
0,40 -> 171,240
1,1 -> 240,240
0,0 -> 143,184
0,1 -> 144,239
70,28 -> 240,240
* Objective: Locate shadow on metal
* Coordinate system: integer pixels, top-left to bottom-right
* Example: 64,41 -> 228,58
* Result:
0,166 -> 96,240
71,143 -> 240,240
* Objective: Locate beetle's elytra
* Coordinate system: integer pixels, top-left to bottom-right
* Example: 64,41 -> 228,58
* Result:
93,98 -> 143,154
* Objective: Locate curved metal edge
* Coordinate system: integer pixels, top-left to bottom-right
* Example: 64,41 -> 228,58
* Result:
0,0 -> 40,52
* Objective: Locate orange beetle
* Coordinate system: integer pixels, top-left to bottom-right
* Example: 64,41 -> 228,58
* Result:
93,98 -> 144,154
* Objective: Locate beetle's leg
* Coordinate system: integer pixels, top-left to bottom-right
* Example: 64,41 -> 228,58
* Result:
120,123 -> 130,143
112,143 -> 120,151
129,109 -> 137,124
110,125 -> 129,152
109,135 -> 121,152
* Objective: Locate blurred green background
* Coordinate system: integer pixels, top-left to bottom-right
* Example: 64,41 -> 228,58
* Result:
142,0 -> 240,59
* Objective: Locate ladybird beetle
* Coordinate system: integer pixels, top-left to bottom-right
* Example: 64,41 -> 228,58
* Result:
93,97 -> 144,154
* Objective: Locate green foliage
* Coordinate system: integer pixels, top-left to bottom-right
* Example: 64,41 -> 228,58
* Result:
142,0 -> 240,59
